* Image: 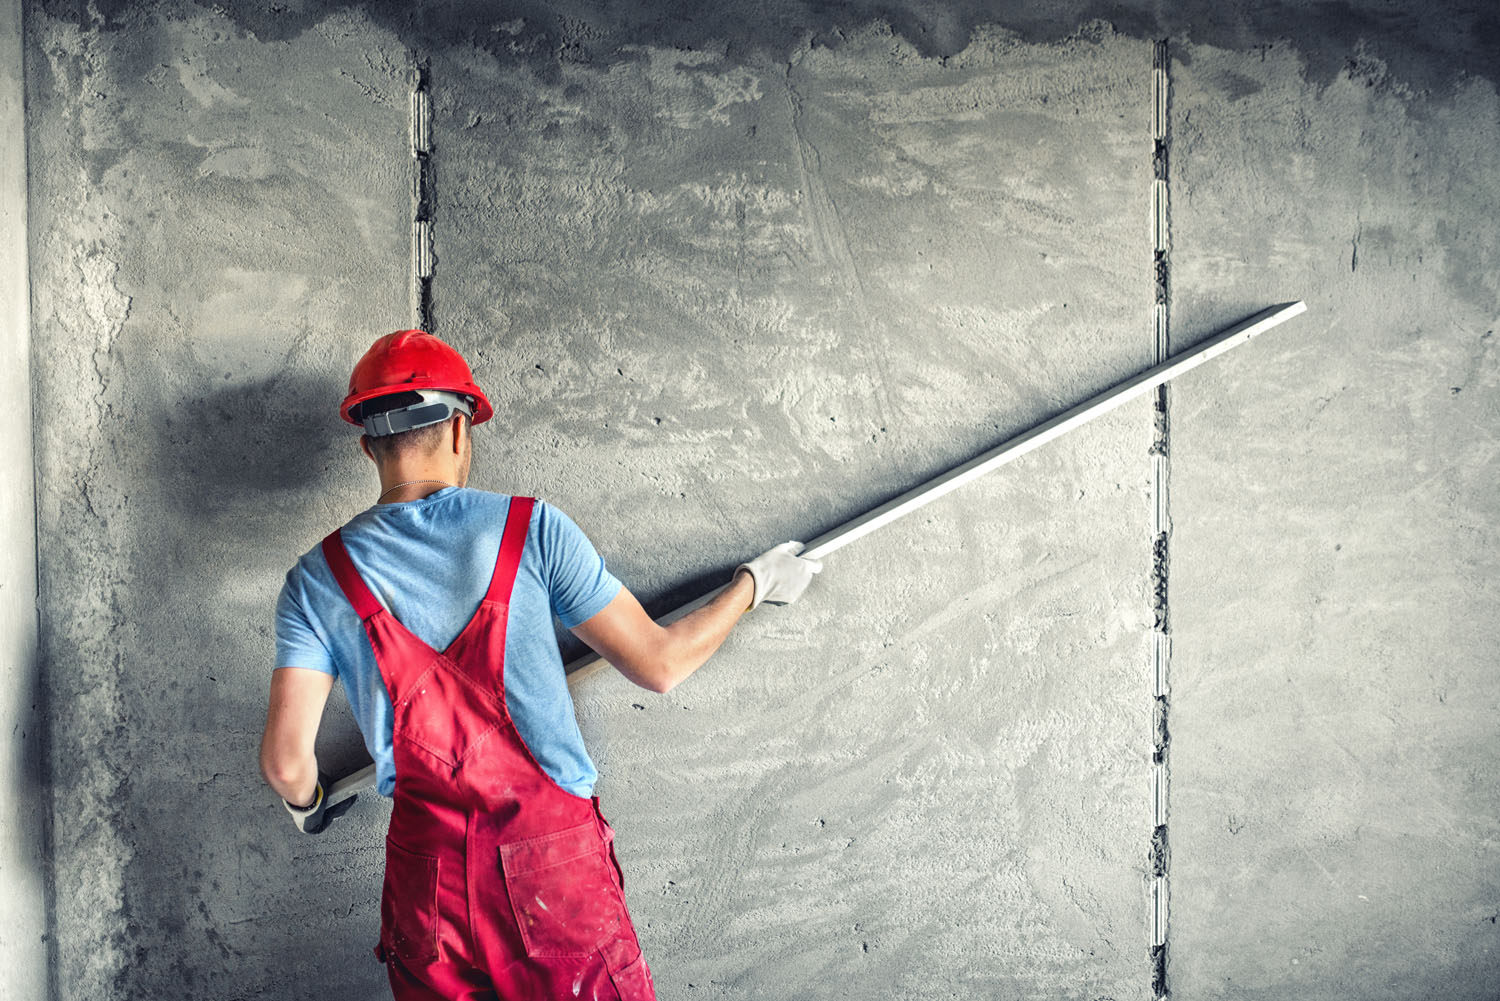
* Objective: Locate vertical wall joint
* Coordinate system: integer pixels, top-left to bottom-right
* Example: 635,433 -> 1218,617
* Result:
410,59 -> 435,332
1148,37 -> 1172,1001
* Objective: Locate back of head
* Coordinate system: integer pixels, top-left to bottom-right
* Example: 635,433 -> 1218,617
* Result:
341,330 -> 493,463
352,391 -> 467,462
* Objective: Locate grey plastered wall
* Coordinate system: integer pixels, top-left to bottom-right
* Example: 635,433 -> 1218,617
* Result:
17,2 -> 1500,1000
1,0 -> 47,996
433,21 -> 1153,998
25,3 -> 1158,998
1164,41 -> 1500,1000
25,4 -> 410,997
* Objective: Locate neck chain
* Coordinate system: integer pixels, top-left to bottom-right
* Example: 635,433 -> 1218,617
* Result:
377,478 -> 455,503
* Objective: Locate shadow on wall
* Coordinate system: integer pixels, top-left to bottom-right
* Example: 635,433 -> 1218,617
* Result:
155,369 -> 353,520
96,364 -> 393,997
14,635 -> 50,985
141,357 -> 363,722
146,363 -> 374,765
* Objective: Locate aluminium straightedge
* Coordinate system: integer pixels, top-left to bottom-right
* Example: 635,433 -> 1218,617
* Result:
325,301 -> 1309,810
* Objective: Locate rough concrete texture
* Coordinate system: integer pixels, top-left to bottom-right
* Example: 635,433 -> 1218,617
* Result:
1,0 -> 47,996
1164,40 -> 1500,1001
433,21 -> 1153,999
25,4 -> 410,997
18,1 -> 1499,1000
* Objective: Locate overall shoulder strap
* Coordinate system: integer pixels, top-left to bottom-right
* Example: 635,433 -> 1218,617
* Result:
320,529 -> 386,621
483,496 -> 535,605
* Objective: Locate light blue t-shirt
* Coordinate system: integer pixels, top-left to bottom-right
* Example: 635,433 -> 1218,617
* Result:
274,488 -> 622,799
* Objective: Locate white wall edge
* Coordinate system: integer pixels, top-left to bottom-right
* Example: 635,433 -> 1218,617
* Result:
0,0 -> 49,995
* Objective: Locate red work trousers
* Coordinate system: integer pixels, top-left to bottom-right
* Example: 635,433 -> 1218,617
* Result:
323,496 -> 655,1000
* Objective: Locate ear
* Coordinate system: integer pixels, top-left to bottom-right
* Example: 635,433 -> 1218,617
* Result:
450,414 -> 467,455
359,435 -> 375,463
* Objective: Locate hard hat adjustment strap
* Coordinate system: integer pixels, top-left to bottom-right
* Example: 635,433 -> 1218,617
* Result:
359,390 -> 474,437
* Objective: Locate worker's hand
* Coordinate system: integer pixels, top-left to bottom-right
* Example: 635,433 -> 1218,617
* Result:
736,541 -> 823,610
283,776 -> 357,835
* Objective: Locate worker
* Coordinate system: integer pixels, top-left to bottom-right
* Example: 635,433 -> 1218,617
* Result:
259,330 -> 822,1000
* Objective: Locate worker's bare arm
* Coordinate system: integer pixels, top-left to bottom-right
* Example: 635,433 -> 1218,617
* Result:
259,666 -> 334,806
570,572 -> 755,695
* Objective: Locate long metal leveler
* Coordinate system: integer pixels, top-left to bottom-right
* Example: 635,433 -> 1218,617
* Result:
323,300 -> 1308,811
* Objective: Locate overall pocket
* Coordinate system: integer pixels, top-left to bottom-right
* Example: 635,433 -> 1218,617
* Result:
605,949 -> 656,1001
499,820 -> 626,959
381,839 -> 440,964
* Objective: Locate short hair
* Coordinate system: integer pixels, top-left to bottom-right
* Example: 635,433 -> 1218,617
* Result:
353,392 -> 467,462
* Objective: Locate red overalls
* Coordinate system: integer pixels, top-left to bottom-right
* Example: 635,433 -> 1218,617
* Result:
321,497 -> 656,1001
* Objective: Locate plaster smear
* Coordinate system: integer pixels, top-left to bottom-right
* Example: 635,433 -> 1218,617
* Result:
628,45 -> 766,129
190,268 -> 313,379
197,145 -> 280,181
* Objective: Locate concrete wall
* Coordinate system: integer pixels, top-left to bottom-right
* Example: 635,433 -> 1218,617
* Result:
18,2 -> 1499,999
433,20 -> 1155,999
1164,40 -> 1500,1000
1,0 -> 47,996
25,3 -> 410,997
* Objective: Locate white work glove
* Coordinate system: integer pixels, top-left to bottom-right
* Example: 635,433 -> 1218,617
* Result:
283,775 -> 356,835
736,541 -> 823,610
284,781 -> 327,833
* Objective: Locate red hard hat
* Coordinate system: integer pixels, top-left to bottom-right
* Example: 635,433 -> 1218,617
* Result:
340,330 -> 494,427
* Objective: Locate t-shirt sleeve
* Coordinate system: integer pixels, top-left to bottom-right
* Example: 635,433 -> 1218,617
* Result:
274,566 -> 337,675
537,500 -> 623,628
